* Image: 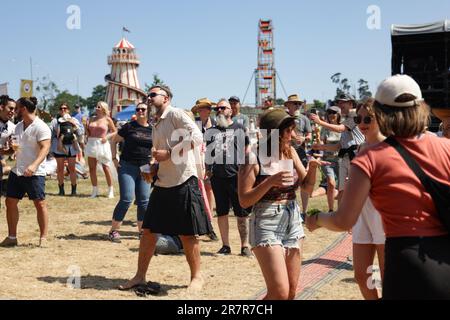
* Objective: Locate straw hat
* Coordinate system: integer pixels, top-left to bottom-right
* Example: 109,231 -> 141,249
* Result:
191,98 -> 216,114
284,94 -> 304,107
259,108 -> 296,130
432,108 -> 450,121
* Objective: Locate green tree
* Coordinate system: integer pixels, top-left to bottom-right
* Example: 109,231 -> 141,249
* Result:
85,85 -> 107,112
313,100 -> 325,110
331,72 -> 351,99
50,90 -> 86,116
275,98 -> 285,106
357,79 -> 372,100
35,76 -> 60,112
144,73 -> 166,92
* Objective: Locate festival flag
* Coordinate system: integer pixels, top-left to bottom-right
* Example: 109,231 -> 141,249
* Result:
20,79 -> 33,98
122,26 -> 131,33
0,83 -> 7,95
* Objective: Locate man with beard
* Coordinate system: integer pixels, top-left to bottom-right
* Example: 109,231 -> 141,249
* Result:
1,97 -> 51,248
205,99 -> 252,257
119,85 -> 212,293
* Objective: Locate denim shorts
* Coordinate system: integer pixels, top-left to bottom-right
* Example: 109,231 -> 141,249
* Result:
250,200 -> 305,249
6,172 -> 46,200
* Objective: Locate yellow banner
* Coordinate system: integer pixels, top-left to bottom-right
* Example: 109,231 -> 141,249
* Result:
20,79 -> 33,98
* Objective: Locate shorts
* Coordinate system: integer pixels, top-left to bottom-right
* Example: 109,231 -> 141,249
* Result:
338,156 -> 351,191
6,172 -> 46,200
210,175 -> 249,217
53,152 -> 76,159
250,200 -> 305,249
322,162 -> 338,182
85,138 -> 112,164
142,176 -> 212,236
352,198 -> 385,245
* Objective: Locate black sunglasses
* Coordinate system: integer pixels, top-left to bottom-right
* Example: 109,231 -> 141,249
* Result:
327,110 -> 337,115
216,106 -> 228,111
148,92 -> 167,98
354,115 -> 373,125
136,108 -> 147,112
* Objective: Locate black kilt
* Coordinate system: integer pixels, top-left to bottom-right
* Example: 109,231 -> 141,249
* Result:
142,176 -> 212,236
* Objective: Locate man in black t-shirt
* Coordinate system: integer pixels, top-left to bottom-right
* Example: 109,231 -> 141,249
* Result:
205,99 -> 252,257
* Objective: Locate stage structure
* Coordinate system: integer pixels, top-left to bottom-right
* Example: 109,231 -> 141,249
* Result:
391,20 -> 450,130
105,38 -> 146,116
255,19 -> 276,108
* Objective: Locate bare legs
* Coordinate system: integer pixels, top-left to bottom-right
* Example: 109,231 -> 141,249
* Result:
120,231 -> 203,291
353,243 -> 385,300
253,240 -> 303,300
5,197 -> 48,239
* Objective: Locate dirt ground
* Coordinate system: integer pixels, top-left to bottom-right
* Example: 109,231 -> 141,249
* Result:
0,175 -> 363,300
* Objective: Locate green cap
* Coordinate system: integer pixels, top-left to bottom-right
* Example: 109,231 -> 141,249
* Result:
259,108 -> 296,130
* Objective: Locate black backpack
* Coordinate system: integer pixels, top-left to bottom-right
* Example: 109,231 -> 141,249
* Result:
385,136 -> 450,232
58,119 -> 75,145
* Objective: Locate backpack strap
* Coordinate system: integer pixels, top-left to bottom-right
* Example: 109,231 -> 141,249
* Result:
384,136 -> 430,187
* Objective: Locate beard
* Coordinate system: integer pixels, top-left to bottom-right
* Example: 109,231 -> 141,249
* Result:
216,114 -> 230,128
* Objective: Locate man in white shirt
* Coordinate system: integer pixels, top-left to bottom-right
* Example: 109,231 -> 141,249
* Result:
0,97 -> 51,248
119,85 -> 212,293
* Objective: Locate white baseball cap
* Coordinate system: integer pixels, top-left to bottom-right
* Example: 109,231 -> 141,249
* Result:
375,74 -> 423,108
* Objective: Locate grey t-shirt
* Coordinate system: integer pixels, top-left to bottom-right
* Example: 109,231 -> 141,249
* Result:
232,114 -> 250,131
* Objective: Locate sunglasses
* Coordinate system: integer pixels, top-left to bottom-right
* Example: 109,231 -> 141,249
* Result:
60,107 -> 68,111
136,108 -> 147,112
327,110 -> 337,115
354,115 -> 373,125
216,106 -> 229,111
148,92 -> 167,98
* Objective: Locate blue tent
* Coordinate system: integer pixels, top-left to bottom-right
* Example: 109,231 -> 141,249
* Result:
115,105 -> 136,121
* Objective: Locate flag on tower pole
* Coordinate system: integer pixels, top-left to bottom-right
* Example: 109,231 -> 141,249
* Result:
20,79 -> 33,98
122,27 -> 131,33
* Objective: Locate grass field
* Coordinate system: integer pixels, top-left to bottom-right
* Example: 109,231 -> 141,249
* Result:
0,173 -> 363,300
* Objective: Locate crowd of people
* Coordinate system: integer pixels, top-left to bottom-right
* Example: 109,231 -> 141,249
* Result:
0,73 -> 449,299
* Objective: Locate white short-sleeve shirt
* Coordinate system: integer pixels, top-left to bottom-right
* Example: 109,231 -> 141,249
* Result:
12,117 -> 51,176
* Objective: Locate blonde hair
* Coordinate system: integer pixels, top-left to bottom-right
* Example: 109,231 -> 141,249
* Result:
374,95 -> 430,138
97,101 -> 110,117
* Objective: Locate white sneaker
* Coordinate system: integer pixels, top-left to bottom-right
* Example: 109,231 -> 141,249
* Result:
107,187 -> 114,199
90,187 -> 98,198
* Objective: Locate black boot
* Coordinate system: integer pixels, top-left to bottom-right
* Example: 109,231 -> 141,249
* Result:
58,184 -> 65,196
71,184 -> 77,196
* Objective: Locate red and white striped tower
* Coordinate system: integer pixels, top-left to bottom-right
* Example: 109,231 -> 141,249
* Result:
105,38 -> 146,116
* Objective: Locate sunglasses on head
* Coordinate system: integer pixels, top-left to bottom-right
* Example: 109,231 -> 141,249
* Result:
136,107 -> 147,112
327,110 -> 337,115
148,92 -> 167,98
354,115 -> 373,125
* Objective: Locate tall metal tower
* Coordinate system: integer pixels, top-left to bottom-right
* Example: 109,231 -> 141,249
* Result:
255,19 -> 276,107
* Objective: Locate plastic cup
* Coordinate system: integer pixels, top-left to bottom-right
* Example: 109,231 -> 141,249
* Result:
278,159 -> 294,186
140,164 -> 151,173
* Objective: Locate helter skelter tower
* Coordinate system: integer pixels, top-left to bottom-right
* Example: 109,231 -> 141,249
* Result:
105,38 -> 147,116
255,19 -> 276,107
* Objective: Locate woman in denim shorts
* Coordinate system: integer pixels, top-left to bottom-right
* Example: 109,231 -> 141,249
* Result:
238,109 -> 319,300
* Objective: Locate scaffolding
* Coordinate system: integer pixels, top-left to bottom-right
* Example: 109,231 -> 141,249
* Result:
255,19 -> 276,107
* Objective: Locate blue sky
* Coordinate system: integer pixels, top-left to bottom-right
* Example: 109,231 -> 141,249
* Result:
1,0 -> 449,108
